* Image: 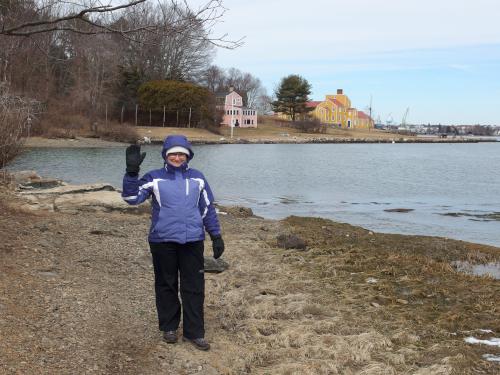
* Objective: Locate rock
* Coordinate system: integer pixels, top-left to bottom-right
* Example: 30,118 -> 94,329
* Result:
89,229 -> 126,237
37,239 -> 51,248
217,205 -> 254,218
204,257 -> 229,273
34,223 -> 49,232
276,233 -> 307,250
27,203 -> 55,212
19,183 -> 116,196
17,182 -> 151,213
9,170 -> 40,184
38,271 -> 58,278
384,208 -> 414,213
19,179 -> 62,189
54,191 -> 145,213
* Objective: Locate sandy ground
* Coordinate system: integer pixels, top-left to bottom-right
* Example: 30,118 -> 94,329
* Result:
1,185 -> 499,374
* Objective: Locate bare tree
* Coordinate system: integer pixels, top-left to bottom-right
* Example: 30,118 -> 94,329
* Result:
114,1 -> 215,82
0,83 -> 42,171
225,67 -> 264,108
0,0 -> 242,49
254,93 -> 273,115
69,31 -> 120,119
199,64 -> 226,92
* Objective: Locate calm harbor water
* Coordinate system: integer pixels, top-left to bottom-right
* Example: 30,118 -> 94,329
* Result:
9,143 -> 500,247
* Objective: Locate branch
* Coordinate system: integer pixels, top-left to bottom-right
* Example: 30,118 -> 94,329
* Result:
0,0 -> 243,49
1,1 -> 147,35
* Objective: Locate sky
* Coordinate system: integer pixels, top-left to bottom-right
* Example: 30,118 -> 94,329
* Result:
195,0 -> 500,125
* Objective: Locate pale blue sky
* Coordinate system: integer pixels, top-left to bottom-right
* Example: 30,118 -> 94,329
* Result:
198,0 -> 500,125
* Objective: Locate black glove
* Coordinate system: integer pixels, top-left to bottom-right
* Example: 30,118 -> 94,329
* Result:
210,234 -> 225,259
126,144 -> 146,175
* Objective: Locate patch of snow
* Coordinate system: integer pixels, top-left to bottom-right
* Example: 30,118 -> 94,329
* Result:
482,354 -> 500,362
366,277 -> 378,284
464,337 -> 500,347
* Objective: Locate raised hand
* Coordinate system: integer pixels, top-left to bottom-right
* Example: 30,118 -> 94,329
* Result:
126,144 -> 146,175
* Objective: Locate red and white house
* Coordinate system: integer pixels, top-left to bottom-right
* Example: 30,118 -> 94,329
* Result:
216,87 -> 258,128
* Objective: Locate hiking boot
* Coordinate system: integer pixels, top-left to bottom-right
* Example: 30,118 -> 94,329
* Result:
163,330 -> 177,344
183,337 -> 210,351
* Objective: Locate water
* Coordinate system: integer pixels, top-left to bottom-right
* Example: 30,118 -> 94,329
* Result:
8,143 -> 500,247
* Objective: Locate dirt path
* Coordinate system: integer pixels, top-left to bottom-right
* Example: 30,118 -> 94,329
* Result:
1,191 -> 499,374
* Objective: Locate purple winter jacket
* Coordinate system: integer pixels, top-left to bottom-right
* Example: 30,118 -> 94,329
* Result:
122,135 -> 221,243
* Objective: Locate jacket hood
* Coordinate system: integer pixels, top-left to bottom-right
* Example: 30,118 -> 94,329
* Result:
161,135 -> 194,161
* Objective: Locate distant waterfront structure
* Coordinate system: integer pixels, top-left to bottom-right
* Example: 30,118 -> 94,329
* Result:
307,89 -> 374,129
215,87 -> 258,128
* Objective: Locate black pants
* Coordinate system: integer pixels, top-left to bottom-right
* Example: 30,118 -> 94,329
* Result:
149,241 -> 205,339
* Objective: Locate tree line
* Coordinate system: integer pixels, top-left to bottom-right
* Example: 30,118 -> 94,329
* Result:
0,0 -> 270,168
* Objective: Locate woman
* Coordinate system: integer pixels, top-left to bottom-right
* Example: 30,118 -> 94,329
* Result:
122,134 -> 225,351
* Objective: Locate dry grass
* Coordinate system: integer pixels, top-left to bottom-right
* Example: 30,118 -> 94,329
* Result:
36,110 -> 139,143
133,118 -> 406,143
200,214 -> 499,374
259,216 -> 500,374
136,125 -> 222,142
93,121 -> 139,143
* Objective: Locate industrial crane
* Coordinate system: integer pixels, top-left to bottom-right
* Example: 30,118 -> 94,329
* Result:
401,107 -> 410,129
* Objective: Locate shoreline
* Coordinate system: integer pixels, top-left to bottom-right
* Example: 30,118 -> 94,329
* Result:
23,135 -> 498,148
1,179 -> 500,374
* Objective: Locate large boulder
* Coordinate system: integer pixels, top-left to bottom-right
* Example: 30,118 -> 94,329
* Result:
54,190 -> 149,213
16,183 -> 150,213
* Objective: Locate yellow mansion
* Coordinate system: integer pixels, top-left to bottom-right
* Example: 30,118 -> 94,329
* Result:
306,89 -> 373,129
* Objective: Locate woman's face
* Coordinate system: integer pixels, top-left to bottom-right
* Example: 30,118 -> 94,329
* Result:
166,152 -> 188,167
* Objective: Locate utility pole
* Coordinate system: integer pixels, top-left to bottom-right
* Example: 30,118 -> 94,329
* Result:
368,95 -> 373,130
368,95 -> 373,119
230,98 -> 234,139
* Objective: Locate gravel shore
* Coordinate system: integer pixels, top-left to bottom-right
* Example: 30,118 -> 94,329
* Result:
22,131 -> 496,149
23,137 -> 129,148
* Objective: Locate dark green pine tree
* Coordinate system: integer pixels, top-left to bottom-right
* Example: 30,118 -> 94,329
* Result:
272,74 -> 312,121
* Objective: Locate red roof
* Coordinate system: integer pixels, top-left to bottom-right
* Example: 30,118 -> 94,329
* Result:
306,101 -> 321,108
357,111 -> 371,120
327,98 -> 345,107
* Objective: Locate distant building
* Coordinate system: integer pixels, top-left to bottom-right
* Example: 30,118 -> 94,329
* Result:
216,87 -> 258,127
308,89 -> 374,129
